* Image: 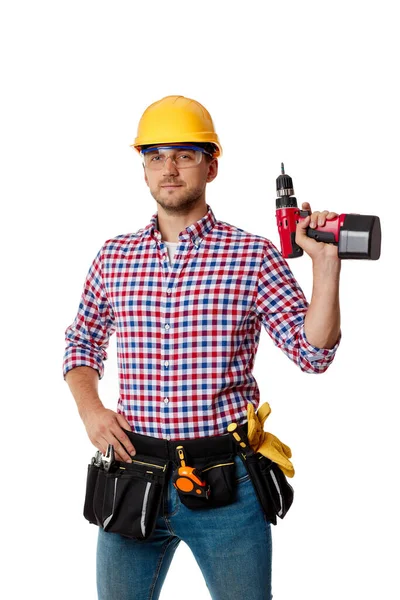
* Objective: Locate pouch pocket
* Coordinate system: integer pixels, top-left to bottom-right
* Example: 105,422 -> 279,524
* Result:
241,453 -> 294,525
83,463 -> 100,524
84,454 -> 168,540
258,455 -> 294,520
176,453 -> 236,510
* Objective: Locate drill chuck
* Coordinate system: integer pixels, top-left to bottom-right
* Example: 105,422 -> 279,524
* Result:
276,162 -> 294,196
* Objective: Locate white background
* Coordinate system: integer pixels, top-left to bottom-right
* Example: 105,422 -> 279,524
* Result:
1,1 -> 398,599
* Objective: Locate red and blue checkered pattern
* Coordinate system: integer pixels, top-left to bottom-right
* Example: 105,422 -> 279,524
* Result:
63,204 -> 340,440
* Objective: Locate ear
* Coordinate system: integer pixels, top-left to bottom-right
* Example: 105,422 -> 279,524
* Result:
206,158 -> 218,183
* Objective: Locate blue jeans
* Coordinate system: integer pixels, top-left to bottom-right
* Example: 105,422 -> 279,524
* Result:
96,454 -> 273,599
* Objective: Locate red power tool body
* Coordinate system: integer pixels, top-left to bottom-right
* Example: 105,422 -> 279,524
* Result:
275,164 -> 381,260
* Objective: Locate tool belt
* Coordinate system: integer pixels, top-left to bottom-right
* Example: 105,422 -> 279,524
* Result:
83,423 -> 294,541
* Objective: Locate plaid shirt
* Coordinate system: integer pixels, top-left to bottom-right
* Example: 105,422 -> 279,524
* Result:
63,204 -> 340,440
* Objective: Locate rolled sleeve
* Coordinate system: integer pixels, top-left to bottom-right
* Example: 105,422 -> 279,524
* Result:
63,247 -> 116,380
298,326 -> 341,373
254,241 -> 340,374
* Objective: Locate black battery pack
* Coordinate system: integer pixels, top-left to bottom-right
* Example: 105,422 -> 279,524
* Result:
338,214 -> 381,260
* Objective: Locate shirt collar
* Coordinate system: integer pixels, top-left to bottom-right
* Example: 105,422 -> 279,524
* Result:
140,203 -> 217,246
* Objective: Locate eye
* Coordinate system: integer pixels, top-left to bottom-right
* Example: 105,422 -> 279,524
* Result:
178,152 -> 194,161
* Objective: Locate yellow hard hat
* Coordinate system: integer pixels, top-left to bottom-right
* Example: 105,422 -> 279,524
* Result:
131,95 -> 222,157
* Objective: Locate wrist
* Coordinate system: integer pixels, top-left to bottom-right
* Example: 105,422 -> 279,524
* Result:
312,255 -> 341,276
79,398 -> 103,423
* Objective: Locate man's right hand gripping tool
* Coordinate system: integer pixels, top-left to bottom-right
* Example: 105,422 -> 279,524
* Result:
276,164 -> 381,260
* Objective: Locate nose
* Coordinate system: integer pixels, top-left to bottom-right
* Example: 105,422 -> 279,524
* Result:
162,156 -> 179,175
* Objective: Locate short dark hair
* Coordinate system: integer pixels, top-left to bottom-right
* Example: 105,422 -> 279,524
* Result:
194,142 -> 217,157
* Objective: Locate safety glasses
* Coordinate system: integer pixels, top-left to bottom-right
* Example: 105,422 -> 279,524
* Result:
140,145 -> 212,170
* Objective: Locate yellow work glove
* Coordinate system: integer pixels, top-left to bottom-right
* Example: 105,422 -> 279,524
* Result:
247,402 -> 295,478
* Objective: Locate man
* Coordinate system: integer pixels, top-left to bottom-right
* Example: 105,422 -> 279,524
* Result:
63,95 -> 341,600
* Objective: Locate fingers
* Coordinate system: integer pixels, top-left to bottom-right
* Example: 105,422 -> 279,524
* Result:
106,429 -> 136,462
115,448 -> 136,462
309,210 -> 328,228
88,411 -> 137,463
308,209 -> 338,228
114,415 -> 136,460
116,412 -> 132,434
100,433 -> 136,463
301,203 -> 339,227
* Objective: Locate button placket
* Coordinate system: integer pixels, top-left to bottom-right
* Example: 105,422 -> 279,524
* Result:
161,254 -> 174,439
159,237 -> 198,439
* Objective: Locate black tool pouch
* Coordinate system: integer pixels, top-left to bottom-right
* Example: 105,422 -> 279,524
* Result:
175,452 -> 237,510
83,453 -> 168,541
241,452 -> 294,525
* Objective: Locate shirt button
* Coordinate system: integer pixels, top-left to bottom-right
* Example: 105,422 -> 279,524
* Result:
165,435 -> 171,441
164,361 -> 169,368
167,288 -> 172,294
164,324 -> 170,330
163,397 -> 169,404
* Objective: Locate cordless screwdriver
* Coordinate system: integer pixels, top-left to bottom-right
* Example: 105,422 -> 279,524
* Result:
275,164 -> 381,260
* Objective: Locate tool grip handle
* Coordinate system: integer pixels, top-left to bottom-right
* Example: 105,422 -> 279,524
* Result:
306,228 -> 337,244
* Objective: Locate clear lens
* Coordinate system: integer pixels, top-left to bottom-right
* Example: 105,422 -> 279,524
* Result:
142,146 -> 205,170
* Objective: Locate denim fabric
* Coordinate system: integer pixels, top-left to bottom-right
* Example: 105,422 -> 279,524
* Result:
96,454 -> 273,600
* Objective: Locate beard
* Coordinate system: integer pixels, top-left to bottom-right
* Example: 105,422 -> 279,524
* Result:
150,184 -> 205,216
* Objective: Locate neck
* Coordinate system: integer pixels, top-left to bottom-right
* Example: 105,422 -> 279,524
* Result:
156,201 -> 208,242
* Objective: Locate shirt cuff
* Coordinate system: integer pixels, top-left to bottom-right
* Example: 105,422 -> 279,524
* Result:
299,327 -> 342,363
63,347 -> 104,380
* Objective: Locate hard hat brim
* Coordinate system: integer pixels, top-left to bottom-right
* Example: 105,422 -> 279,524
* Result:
131,135 -> 222,157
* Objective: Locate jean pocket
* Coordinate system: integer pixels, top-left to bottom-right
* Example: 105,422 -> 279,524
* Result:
87,455 -> 167,540
234,454 -> 251,484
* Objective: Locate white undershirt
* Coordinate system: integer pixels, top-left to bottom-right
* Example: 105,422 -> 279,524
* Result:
163,241 -> 179,265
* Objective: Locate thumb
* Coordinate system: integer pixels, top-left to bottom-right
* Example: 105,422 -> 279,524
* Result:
298,214 -> 311,231
116,412 -> 132,432
296,214 -> 311,239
